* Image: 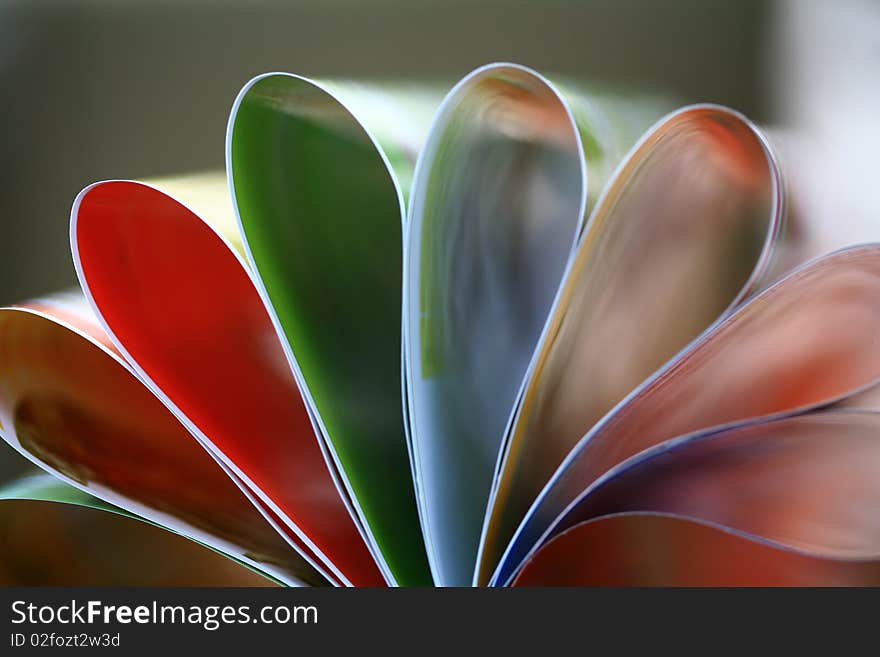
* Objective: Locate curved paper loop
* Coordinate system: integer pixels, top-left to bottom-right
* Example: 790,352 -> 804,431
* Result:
404,63 -> 593,585
479,104 -> 783,584
227,73 -> 431,585
554,411 -> 880,560
0,305 -> 320,586
495,245 -> 880,585
0,475 -> 275,586
71,180 -> 383,586
513,513 -> 880,587
405,63 -> 666,585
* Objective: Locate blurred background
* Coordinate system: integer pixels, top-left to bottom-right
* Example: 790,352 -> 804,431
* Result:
0,0 -> 878,578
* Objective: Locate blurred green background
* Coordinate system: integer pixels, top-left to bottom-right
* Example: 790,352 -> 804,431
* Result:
2,0 -> 879,480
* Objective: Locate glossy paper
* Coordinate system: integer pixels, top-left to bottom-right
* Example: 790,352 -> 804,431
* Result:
72,181 -> 382,586
4,64 -> 880,588
403,64 -> 666,585
493,245 -> 880,584
0,305 -> 319,585
0,475 -> 273,586
514,513 -> 880,586
561,411 -> 880,557
228,74 -> 432,586
479,104 -> 783,585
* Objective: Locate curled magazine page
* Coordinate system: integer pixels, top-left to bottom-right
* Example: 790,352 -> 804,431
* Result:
71,181 -> 385,587
513,513 -> 880,587
0,475 -> 278,586
403,63 -> 661,585
405,64 -> 586,586
0,301 -> 323,586
557,411 -> 880,557
515,411 -> 880,586
497,245 -> 880,585
227,74 -> 435,586
478,104 -> 783,585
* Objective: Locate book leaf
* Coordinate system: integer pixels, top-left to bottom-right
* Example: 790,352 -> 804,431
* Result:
496,245 -> 880,584
228,74 -> 433,586
514,511 -> 880,586
0,303 -> 324,586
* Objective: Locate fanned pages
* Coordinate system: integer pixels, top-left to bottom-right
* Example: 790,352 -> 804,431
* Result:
513,513 -> 880,586
476,103 -> 782,585
491,245 -> 880,585
404,64 -> 661,585
0,299 -> 319,585
516,411 -> 880,585
3,62 -> 880,587
71,181 -> 381,586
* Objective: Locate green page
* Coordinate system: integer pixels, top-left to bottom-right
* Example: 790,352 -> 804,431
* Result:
0,471 -> 123,510
228,74 -> 436,586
